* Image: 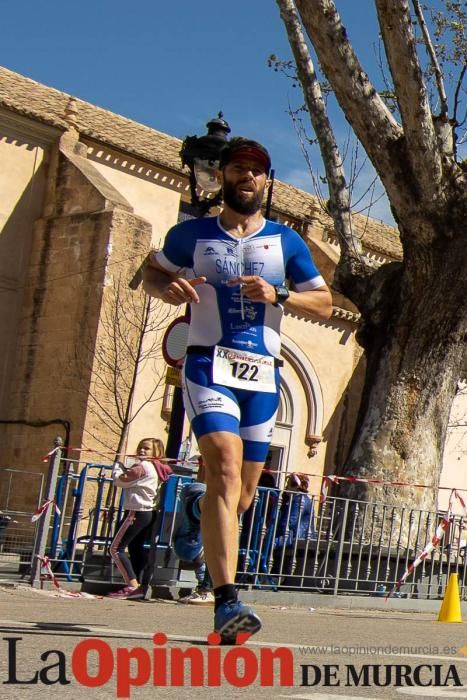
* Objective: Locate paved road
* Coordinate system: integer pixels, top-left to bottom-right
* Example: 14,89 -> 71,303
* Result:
1,584 -> 467,699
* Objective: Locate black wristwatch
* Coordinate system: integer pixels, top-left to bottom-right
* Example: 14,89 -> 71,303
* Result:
274,284 -> 290,304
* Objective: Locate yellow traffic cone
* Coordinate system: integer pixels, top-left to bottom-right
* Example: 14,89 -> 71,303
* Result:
438,573 -> 463,623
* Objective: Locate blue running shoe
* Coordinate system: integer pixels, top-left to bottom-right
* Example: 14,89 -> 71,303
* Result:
214,600 -> 262,644
174,482 -> 206,564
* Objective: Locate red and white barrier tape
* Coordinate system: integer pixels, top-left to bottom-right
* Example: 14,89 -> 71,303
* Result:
387,489 -> 467,598
42,445 -> 200,464
36,555 -> 61,590
39,448 -> 467,498
35,452 -> 467,599
42,445 -> 123,463
40,449 -> 467,515
31,499 -> 61,523
319,473 -> 462,505
35,555 -> 101,599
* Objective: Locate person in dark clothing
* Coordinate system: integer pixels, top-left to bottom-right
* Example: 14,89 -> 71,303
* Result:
273,472 -> 314,578
275,473 -> 314,547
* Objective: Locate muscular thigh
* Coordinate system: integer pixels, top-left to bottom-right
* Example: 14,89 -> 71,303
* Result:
198,431 -> 243,478
183,354 -> 241,439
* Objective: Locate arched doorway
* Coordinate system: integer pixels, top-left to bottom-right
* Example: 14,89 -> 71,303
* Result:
268,334 -> 324,487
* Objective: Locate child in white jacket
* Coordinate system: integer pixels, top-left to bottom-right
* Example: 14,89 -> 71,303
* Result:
109,437 -> 170,599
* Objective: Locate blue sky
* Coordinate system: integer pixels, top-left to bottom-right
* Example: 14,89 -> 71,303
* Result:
0,1 -> 457,226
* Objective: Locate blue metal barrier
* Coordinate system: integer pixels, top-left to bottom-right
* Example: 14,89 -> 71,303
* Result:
47,467 -> 320,592
37,455 -> 467,598
48,468 -> 194,584
156,475 -> 192,547
49,464 -> 125,579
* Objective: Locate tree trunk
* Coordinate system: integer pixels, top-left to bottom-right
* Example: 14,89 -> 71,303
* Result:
341,220 -> 466,517
283,0 -> 467,524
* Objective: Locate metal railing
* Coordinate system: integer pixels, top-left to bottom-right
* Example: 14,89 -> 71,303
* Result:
236,491 -> 467,599
0,468 -> 44,581
4,447 -> 466,600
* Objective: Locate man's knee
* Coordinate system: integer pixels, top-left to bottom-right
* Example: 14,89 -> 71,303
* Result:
206,464 -> 241,496
202,445 -> 242,487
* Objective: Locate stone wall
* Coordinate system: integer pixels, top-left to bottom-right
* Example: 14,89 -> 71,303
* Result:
0,134 -> 48,423
0,144 -> 152,507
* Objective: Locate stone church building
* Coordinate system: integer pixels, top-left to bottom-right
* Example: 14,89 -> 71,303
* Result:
0,65 -> 464,512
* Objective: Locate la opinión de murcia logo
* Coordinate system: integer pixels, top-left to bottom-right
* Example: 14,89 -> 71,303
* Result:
3,633 -> 294,695
2,635 -> 464,697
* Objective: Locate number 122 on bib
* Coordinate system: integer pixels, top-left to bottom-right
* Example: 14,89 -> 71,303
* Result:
212,345 -> 276,393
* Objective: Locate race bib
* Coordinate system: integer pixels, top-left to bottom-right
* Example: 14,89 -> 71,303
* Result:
212,345 -> 276,393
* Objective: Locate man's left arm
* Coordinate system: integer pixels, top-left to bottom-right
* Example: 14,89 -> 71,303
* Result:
282,228 -> 333,321
282,285 -> 333,321
227,276 -> 332,321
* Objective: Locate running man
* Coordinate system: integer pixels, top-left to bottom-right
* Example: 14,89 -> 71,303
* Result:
143,137 -> 332,642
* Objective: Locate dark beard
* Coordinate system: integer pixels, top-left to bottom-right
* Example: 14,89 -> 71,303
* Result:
222,180 -> 264,215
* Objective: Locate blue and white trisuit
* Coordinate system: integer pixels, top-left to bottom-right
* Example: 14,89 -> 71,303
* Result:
154,216 -> 325,462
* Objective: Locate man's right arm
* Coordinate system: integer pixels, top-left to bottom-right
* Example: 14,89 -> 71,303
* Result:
142,257 -> 206,306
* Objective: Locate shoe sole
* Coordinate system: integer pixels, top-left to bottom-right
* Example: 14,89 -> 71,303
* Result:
107,596 -> 134,599
107,592 -> 134,598
216,611 -> 262,645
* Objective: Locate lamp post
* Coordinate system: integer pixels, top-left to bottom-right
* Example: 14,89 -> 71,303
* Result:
164,115 -> 232,459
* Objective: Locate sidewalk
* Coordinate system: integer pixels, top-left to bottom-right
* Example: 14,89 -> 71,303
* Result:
1,583 -> 467,699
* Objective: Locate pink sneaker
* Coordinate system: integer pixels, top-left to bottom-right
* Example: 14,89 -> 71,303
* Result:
125,585 -> 148,600
107,586 -> 136,599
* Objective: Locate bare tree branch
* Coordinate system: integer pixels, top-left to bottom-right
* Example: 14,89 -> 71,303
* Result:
294,0 -> 402,167
278,0 -> 466,525
411,0 -> 449,117
276,0 -> 372,282
453,63 -> 466,152
375,0 -> 444,201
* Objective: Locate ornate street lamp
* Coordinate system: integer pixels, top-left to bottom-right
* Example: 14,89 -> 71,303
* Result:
180,113 -> 231,216
162,115 -> 229,458
162,114 -> 232,459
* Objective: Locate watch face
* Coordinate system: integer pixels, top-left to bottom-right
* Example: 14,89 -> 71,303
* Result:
275,285 -> 290,302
